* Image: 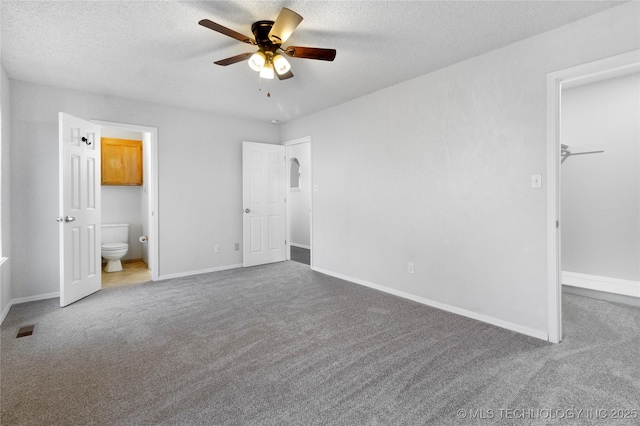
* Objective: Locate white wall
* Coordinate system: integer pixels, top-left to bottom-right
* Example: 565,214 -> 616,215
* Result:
288,142 -> 311,248
101,128 -> 145,261
102,186 -> 144,260
1,64 -> 11,320
281,2 -> 640,339
9,81 -> 279,299
561,73 -> 639,282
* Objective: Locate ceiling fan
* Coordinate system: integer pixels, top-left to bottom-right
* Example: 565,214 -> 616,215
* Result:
199,7 -> 336,80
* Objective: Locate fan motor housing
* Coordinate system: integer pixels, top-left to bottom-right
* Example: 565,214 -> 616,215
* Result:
251,20 -> 278,51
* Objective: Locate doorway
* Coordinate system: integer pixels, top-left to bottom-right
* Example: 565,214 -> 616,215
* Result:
560,72 -> 639,305
285,137 -> 312,267
93,120 -> 159,284
99,127 -> 150,287
546,50 -> 640,343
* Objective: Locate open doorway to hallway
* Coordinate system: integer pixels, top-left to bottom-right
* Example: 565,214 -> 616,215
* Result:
286,137 -> 312,267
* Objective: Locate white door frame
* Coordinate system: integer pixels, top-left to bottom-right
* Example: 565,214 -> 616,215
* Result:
283,136 -> 312,268
546,50 -> 640,343
92,120 -> 159,281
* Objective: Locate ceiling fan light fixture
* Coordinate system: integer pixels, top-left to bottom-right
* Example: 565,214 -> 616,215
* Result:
273,54 -> 291,75
200,7 -> 336,82
260,63 -> 275,79
248,51 -> 266,71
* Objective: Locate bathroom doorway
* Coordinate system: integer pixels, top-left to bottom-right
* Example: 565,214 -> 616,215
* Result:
285,137 -> 312,267
95,120 -> 159,287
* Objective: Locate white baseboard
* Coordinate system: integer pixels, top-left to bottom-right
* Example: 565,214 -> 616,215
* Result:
291,243 -> 311,250
562,271 -> 639,298
0,304 -> 10,324
158,263 -> 243,281
11,292 -> 60,305
0,256 -> 9,324
563,285 -> 640,307
311,267 -> 548,341
1,292 -> 60,324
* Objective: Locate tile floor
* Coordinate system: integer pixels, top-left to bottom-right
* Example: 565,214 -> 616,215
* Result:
102,259 -> 151,288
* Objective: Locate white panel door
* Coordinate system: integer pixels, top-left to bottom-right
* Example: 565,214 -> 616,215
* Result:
58,113 -> 102,307
242,141 -> 286,267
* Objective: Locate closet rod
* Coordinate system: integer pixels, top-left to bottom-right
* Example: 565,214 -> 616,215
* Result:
560,143 -> 604,163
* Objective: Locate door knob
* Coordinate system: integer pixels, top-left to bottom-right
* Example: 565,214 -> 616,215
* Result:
244,208 -> 251,213
56,216 -> 76,223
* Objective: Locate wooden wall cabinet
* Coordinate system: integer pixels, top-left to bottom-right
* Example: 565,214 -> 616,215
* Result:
101,138 -> 143,186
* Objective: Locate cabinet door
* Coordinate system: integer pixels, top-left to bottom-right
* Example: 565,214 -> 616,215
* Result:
121,144 -> 143,185
101,138 -> 143,185
101,140 -> 125,185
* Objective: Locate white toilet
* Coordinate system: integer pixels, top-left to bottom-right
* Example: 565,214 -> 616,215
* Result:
101,223 -> 129,272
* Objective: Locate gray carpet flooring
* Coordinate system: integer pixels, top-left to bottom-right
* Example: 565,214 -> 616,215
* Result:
1,261 -> 639,425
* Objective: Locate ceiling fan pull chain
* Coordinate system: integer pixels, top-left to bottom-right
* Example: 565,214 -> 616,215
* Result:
257,75 -> 271,97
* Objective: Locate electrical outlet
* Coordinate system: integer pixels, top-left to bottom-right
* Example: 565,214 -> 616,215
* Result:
234,243 -> 240,251
408,263 -> 414,274
215,245 -> 221,254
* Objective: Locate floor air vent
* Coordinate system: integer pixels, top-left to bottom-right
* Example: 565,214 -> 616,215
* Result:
16,325 -> 35,338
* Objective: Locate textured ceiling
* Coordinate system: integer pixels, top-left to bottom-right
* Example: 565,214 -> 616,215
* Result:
1,1 -> 624,123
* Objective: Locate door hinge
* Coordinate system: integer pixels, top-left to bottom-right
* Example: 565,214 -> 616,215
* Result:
556,220 -> 559,228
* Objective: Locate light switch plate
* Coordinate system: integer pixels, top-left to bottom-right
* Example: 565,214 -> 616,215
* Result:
531,174 -> 542,189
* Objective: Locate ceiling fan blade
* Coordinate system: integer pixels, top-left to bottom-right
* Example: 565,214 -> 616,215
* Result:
276,70 -> 294,80
284,46 -> 336,61
214,52 -> 255,66
268,8 -> 303,44
199,19 -> 255,45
